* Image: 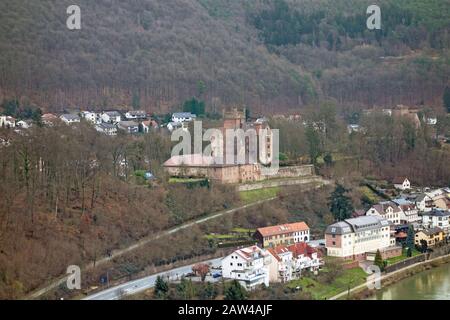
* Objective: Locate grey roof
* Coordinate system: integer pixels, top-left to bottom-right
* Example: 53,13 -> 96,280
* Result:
96,123 -> 116,129
172,112 -> 196,118
422,209 -> 450,217
104,111 -> 121,117
421,227 -> 444,236
118,121 -> 139,128
61,114 -> 80,120
325,216 -> 389,235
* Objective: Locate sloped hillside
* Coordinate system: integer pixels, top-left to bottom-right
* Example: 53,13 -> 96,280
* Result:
0,0 -> 448,113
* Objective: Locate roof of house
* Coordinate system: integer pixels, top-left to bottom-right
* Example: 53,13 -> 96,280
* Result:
126,110 -> 146,116
232,245 -> 267,261
172,112 -> 196,118
267,245 -> 290,262
420,227 -> 444,236
393,177 -> 408,184
371,201 -> 402,214
326,216 -> 389,235
104,111 -> 121,117
163,154 -> 230,168
42,113 -> 57,120
118,121 -> 139,128
256,222 -> 309,238
287,242 -> 319,259
60,114 -> 80,120
422,209 -> 450,217
352,209 -> 366,218
96,123 -> 116,129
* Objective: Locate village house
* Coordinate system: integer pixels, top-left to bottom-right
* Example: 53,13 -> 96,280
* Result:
41,113 -> 58,126
267,245 -> 293,283
221,246 -> 271,290
325,216 -> 400,261
0,116 -> 16,128
60,114 -> 80,125
254,222 -> 310,248
421,209 -> 450,233
392,198 -> 421,223
393,177 -> 411,190
288,242 -> 322,273
118,121 -> 139,134
408,193 -> 433,212
141,119 -> 159,133
415,227 -> 445,247
101,111 -> 122,124
166,121 -> 185,132
16,120 -> 33,129
81,111 -> 101,124
171,112 -> 196,123
125,110 -> 147,120
366,201 -> 403,225
95,123 -> 118,136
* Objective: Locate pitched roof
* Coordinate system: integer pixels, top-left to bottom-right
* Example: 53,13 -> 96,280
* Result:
287,242 -> 318,258
393,177 -> 408,184
257,222 -> 309,238
420,227 -> 444,236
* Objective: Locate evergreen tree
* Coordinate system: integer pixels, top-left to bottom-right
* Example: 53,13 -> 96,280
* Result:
374,249 -> 384,271
328,184 -> 354,221
132,91 -> 141,110
224,280 -> 247,300
154,275 -> 169,299
444,86 -> 450,113
406,225 -> 415,251
176,278 -> 195,300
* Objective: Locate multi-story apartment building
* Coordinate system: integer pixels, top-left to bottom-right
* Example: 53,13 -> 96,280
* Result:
422,209 -> 450,233
325,216 -> 397,261
221,246 -> 271,290
392,198 -> 421,223
254,222 -> 310,248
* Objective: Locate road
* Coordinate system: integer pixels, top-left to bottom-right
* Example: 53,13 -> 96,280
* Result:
83,258 -> 222,300
26,177 -> 330,299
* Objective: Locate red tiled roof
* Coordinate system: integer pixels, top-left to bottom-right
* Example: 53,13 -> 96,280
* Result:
257,222 -> 309,238
287,242 -> 318,259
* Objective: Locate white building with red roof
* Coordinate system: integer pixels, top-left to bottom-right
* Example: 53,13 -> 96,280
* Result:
254,221 -> 310,248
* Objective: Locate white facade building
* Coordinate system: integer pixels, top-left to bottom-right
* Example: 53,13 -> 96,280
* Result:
101,111 -> 122,124
422,210 -> 450,233
60,114 -> 80,124
221,246 -> 270,290
325,216 -> 392,260
171,112 -> 196,123
366,201 -> 403,225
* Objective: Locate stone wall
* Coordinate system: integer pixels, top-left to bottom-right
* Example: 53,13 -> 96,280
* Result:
275,165 -> 315,178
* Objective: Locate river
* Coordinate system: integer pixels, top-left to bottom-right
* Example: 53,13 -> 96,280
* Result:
368,263 -> 450,300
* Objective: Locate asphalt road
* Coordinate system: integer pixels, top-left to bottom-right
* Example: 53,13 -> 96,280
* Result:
83,258 -> 222,300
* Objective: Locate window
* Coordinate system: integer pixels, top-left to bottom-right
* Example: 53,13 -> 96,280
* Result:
230,263 -> 233,266
332,241 -> 336,246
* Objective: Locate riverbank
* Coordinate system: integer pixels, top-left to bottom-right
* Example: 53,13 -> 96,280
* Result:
349,253 -> 450,300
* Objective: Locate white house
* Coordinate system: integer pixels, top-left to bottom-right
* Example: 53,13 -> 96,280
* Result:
392,198 -> 421,223
60,114 -> 80,124
267,246 -> 294,283
426,117 -> 437,125
167,121 -> 186,132
125,110 -> 147,120
118,121 -> 139,134
82,111 -> 101,124
409,194 -> 433,212
221,246 -> 271,290
16,120 -> 33,129
289,242 -> 322,274
422,209 -> 450,233
366,201 -> 403,225
0,116 -> 16,128
393,177 -> 411,190
95,123 -> 117,136
171,112 -> 196,123
101,111 -> 122,124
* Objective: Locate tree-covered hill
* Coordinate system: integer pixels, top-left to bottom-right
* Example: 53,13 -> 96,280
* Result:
0,0 -> 448,113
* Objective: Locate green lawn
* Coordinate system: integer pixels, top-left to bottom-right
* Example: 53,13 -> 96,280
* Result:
287,267 -> 367,300
239,187 -> 279,204
385,248 -> 422,265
